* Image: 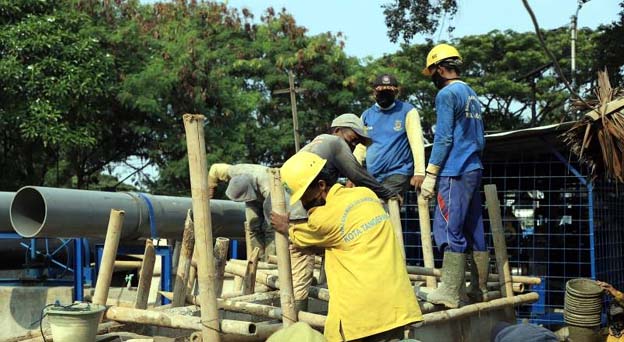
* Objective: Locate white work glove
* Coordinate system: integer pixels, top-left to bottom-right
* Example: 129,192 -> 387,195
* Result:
420,164 -> 440,201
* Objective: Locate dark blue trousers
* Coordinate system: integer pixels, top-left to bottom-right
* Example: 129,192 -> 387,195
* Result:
433,169 -> 486,253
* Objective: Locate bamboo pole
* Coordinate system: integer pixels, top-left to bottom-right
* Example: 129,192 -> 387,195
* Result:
161,290 -> 280,306
405,265 -> 541,285
172,240 -> 182,279
92,209 -> 125,305
229,290 -> 281,303
187,247 -> 198,295
218,299 -> 326,328
229,258 -> 278,270
418,292 -> 539,326
135,239 -> 156,309
417,194 -> 437,288
215,237 -> 230,297
172,211 -> 195,307
156,292 -> 324,327
104,306 -> 257,335
226,259 -> 279,289
308,286 -> 330,302
183,113 -> 221,341
89,260 -> 143,271
486,281 -> 524,293
388,198 -> 405,259
268,168 -> 297,327
484,184 -> 515,320
243,247 -> 260,295
244,221 -> 253,258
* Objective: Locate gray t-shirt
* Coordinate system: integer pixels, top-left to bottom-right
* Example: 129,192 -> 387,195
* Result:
301,134 -> 396,200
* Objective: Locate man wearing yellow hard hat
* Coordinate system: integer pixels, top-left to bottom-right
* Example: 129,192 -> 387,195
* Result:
418,43 -> 488,309
271,151 -> 423,342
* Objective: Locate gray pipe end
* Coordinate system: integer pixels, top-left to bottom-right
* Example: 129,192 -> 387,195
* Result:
10,187 -> 47,238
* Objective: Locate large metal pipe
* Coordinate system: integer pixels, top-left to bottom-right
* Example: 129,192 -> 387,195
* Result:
10,186 -> 245,239
0,192 -> 14,232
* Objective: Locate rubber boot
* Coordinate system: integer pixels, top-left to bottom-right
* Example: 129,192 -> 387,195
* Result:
294,299 -> 308,313
423,252 -> 468,309
467,251 -> 490,302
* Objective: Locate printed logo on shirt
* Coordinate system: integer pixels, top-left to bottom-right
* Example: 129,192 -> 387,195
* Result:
339,197 -> 379,235
343,213 -> 390,243
464,95 -> 482,120
393,120 -> 403,131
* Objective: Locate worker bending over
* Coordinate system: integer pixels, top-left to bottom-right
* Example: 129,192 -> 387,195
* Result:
419,44 -> 488,309
208,163 -> 314,312
208,163 -> 274,259
272,151 -> 422,342
304,113 -> 398,202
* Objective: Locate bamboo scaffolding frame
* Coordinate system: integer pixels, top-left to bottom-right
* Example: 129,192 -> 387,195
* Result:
183,113 -> 221,341
405,265 -> 541,285
172,211 -> 195,307
417,194 -> 436,288
418,292 -> 539,326
242,247 -> 260,295
135,239 -> 156,309
215,237 -> 230,297
268,168 -> 297,327
92,209 -> 125,306
104,306 -> 257,335
388,198 -> 405,259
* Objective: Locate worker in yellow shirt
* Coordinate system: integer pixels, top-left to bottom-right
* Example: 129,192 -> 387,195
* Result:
272,151 -> 423,342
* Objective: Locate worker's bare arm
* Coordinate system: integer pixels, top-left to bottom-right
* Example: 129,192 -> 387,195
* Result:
270,211 -> 290,235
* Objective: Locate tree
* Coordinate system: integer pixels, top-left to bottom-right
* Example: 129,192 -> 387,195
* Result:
110,2 -> 360,195
382,0 -> 458,43
594,1 -> 624,87
0,0 -> 163,190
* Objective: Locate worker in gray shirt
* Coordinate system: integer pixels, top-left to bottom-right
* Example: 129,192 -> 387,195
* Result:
209,163 -> 274,259
302,113 -> 398,201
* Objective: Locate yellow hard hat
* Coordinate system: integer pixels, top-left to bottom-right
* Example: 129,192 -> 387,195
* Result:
280,151 -> 327,206
422,44 -> 462,76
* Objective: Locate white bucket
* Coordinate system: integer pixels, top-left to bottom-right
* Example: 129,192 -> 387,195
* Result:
45,302 -> 106,342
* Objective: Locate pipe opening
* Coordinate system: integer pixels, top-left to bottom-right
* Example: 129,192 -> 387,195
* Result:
10,187 -> 46,237
248,323 -> 256,334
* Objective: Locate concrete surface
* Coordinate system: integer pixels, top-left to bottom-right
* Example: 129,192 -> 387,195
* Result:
0,286 -> 73,341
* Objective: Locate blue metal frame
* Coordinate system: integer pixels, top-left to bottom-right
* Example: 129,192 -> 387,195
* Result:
231,240 -> 239,259
0,234 -> 79,293
94,243 -> 173,305
74,238 -> 84,301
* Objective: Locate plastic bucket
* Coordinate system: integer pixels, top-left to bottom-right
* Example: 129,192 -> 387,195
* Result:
45,302 -> 106,342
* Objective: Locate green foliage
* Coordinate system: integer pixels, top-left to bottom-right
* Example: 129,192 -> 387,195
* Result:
382,0 -> 458,43
1,0 -> 623,195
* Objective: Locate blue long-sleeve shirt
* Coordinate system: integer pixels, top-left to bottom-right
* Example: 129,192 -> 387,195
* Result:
428,81 -> 485,177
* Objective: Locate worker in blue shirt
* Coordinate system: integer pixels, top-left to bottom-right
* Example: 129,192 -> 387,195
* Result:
418,44 -> 488,309
354,74 -> 426,194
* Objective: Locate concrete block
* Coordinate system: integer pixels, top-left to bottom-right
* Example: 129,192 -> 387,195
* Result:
0,286 -> 73,341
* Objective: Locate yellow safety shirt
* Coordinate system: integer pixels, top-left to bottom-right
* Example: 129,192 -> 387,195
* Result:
289,184 -> 422,342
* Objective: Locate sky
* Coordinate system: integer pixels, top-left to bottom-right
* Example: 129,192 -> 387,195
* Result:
218,0 -> 621,59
